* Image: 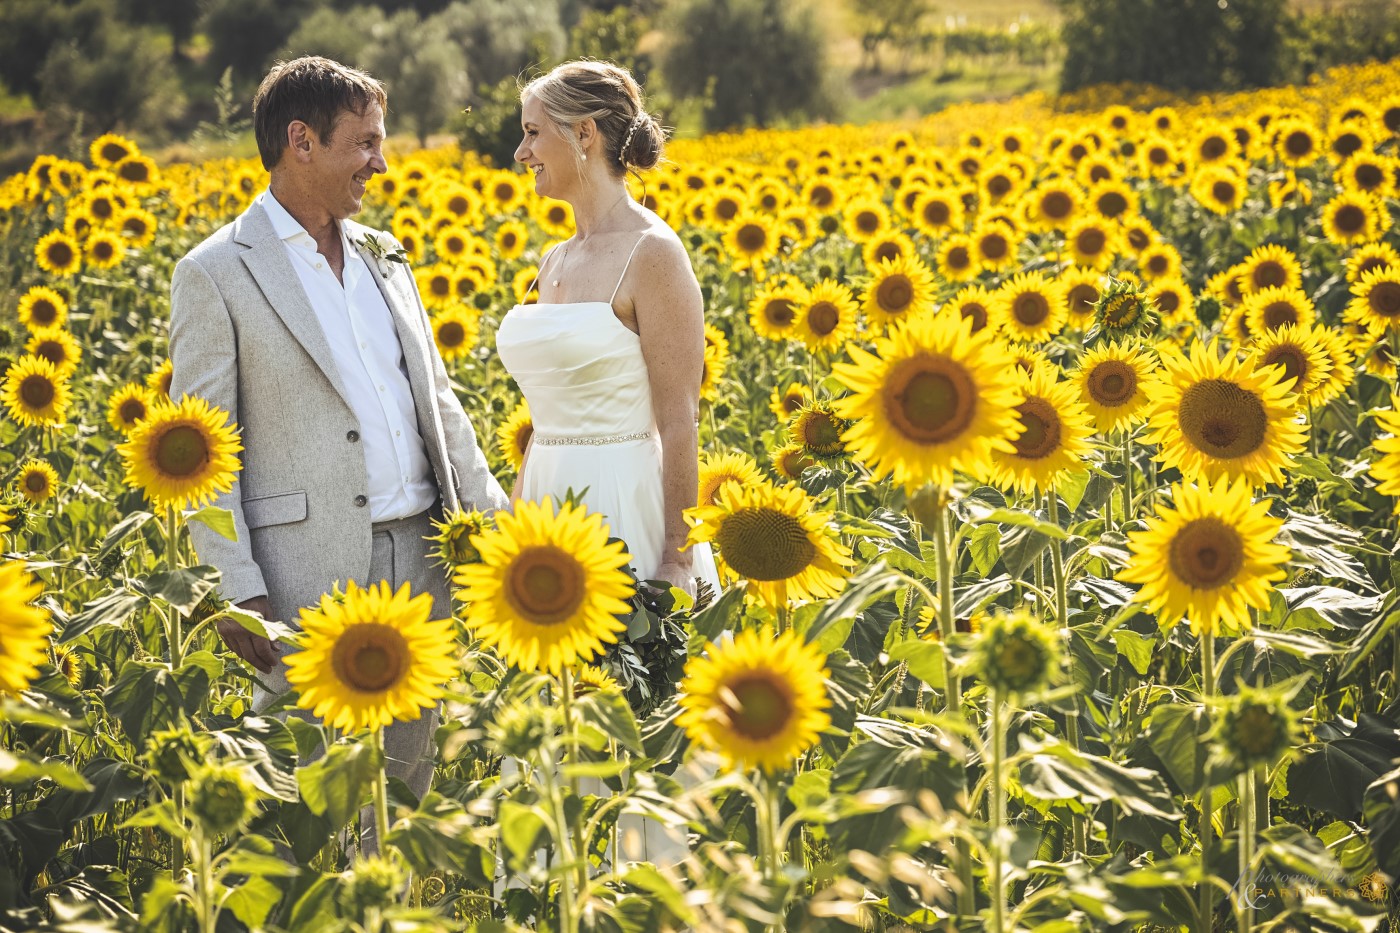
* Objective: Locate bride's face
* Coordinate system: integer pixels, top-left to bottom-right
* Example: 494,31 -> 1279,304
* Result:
515,94 -> 573,199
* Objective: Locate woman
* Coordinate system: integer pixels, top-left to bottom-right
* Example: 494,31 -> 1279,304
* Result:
498,60 -> 718,597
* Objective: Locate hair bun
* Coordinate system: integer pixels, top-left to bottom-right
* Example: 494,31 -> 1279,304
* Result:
621,111 -> 664,171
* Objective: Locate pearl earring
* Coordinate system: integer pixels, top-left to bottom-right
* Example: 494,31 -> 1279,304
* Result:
581,153 -> 588,162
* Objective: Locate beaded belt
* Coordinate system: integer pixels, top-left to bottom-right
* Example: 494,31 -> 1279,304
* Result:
533,431 -> 653,447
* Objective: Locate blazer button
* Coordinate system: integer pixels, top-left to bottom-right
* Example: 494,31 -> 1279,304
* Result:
354,495 -> 368,507
347,430 -> 360,442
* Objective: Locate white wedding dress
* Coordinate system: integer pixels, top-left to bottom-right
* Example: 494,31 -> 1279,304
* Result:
495,237 -> 719,865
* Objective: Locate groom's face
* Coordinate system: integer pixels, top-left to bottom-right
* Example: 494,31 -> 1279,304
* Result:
306,100 -> 388,220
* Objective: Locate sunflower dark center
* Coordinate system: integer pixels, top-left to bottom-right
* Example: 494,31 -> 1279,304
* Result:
714,507 -> 817,581
737,223 -> 767,252
923,200 -> 951,226
448,196 -> 470,214
1149,146 -> 1170,166
987,176 -> 1012,198
118,161 -> 150,183
1013,397 -> 1062,459
438,321 -> 466,347
1089,360 -> 1136,406
24,471 -> 47,493
765,299 -> 796,327
30,300 -> 59,326
1252,261 -> 1287,290
331,623 -> 407,692
547,206 -> 567,224
1201,136 -> 1228,160
1262,346 -> 1307,386
1334,133 -> 1363,158
875,241 -> 901,262
93,240 -> 115,261
876,275 -> 914,313
100,141 -> 128,162
494,182 -> 514,202
1178,379 -> 1269,458
429,275 -> 451,297
807,301 -> 840,336
960,302 -> 989,332
1260,301 -> 1298,330
1127,227 -> 1151,251
91,198 -> 115,220
1013,292 -> 1050,326
1147,253 -> 1170,275
46,240 -> 75,267
810,186 -> 834,208
34,341 -> 65,367
1077,228 -> 1107,255
885,356 -> 977,444
1212,180 -> 1238,204
1067,285 -> 1099,316
722,673 -> 794,740
1369,280 -> 1400,317
119,398 -> 147,423
1097,191 -> 1129,217
1042,190 -> 1073,219
155,425 -> 209,478
1169,517 -> 1244,590
855,211 -> 880,233
945,245 -> 972,270
505,545 -> 585,624
1356,164 -> 1385,189
1155,288 -> 1181,314
19,375 -> 55,409
1335,204 -> 1367,234
1284,131 -> 1314,158
800,412 -> 845,454
715,198 -> 739,221
979,233 -> 1009,261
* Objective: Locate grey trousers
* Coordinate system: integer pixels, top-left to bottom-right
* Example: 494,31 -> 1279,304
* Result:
251,507 -> 448,854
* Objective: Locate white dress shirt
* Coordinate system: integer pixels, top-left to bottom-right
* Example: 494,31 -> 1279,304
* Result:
260,190 -> 437,522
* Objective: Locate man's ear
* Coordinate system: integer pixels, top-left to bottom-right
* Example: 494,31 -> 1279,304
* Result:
286,121 -> 316,163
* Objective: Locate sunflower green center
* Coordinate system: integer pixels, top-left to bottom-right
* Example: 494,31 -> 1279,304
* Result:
799,411 -> 844,455
1088,360 -> 1137,406
722,673 -> 794,740
505,545 -> 585,625
155,425 -> 210,478
807,301 -> 840,336
1178,379 -> 1268,459
884,355 -> 977,445
331,623 -> 408,692
1012,397 -> 1061,459
876,275 -> 914,313
715,506 -> 817,581
992,633 -> 1048,691
1169,516 -> 1244,590
1230,704 -> 1283,758
19,375 -> 55,410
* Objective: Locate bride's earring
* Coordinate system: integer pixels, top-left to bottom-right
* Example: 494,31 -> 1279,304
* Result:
581,152 -> 588,162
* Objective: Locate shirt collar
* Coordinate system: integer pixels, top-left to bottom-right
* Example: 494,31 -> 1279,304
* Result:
259,189 -> 365,274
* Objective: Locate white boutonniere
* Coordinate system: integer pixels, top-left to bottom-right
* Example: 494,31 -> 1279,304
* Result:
355,230 -> 409,278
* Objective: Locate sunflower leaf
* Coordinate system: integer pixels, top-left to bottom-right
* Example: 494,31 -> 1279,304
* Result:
965,506 -> 1070,540
186,505 -> 237,542
140,565 -> 220,616
969,523 -> 1001,576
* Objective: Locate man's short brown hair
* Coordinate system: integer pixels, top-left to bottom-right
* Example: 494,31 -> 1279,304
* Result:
252,56 -> 387,171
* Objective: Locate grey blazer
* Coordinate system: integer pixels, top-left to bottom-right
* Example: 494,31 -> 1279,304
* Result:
167,200 -> 508,625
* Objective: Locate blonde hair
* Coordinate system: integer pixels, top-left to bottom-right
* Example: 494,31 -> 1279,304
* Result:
520,60 -> 665,174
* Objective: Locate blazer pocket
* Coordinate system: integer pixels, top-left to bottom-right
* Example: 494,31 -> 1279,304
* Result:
243,491 -> 308,530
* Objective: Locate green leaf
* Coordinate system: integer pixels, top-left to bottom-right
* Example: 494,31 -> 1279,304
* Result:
119,800 -> 183,836
968,523 -> 1000,576
1111,629 -> 1155,675
186,505 -> 238,542
1340,594 -> 1400,679
94,510 -> 153,565
386,792 -> 494,886
102,660 -> 211,744
1290,723 -> 1400,819
1057,469 -> 1093,513
224,605 -> 298,644
690,584 -> 744,642
1291,455 -> 1357,495
1018,735 -> 1182,823
499,799 -> 548,866
952,574 -> 1014,619
1363,765 -> 1400,877
140,565 -> 220,615
0,749 -> 89,791
802,562 -> 904,648
967,506 -> 1069,539
886,638 -> 945,690
297,739 -> 381,826
575,689 -> 643,756
223,876 -> 283,929
788,769 -> 831,809
59,589 -> 143,643
1145,702 -> 1210,795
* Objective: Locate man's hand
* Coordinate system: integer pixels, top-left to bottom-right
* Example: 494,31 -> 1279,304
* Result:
218,596 -> 281,674
655,560 -> 698,600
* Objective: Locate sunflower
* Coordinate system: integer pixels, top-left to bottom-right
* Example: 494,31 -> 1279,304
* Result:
1060,268 -> 1103,323
24,328 -> 81,378
1066,217 -> 1118,270
676,628 -> 830,772
698,451 -> 763,507
536,200 -> 574,239
433,226 -> 472,262
428,508 -> 490,568
1310,326 -> 1357,406
494,220 -> 528,261
991,272 -> 1067,344
701,332 -> 729,402
1192,122 -> 1237,165
1137,242 -> 1181,282
748,278 -> 808,342
862,230 -> 916,269
947,284 -> 997,334
1236,244 -> 1302,296
842,197 -> 890,243
16,460 -> 58,504
35,231 -> 81,277
770,443 -> 815,481
3,355 -> 71,428
769,382 -> 810,423
1073,340 -> 1157,434
1139,135 -> 1181,180
1024,179 -> 1081,231
496,399 -> 533,472
106,382 -> 154,434
1087,180 -> 1137,221
686,480 -> 851,606
1369,399 -> 1400,512
116,207 -> 158,248
1146,277 -> 1195,325
1273,119 -> 1322,166
832,311 -> 1024,489
1142,341 -> 1306,488
1321,191 -> 1389,246
0,561 -> 54,696
911,188 -> 964,236
796,279 -> 859,354
864,254 -> 937,331
985,363 -> 1095,494
431,306 -> 480,360
89,132 -> 137,168
1345,242 -> 1400,285
113,154 -> 158,189
1243,286 -> 1316,336
1191,164 -> 1247,214
1252,324 -> 1333,406
118,396 -> 242,511
146,358 -> 173,398
789,400 -> 850,461
1327,119 -> 1371,163
486,172 -> 526,213
1336,152 -> 1396,199
970,222 -> 1020,273
84,230 -> 125,270
284,580 -> 458,732
1346,266 -> 1400,335
16,286 -> 68,331
1118,477 -> 1289,636
1095,278 -> 1157,339
726,212 -> 781,269
935,234 -> 978,283
457,497 -> 634,675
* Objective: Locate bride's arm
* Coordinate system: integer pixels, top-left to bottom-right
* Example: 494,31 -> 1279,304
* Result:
630,233 -> 705,592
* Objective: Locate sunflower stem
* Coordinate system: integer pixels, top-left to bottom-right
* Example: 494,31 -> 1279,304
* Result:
929,490 -> 976,917
172,783 -> 186,883
165,504 -> 183,670
1198,631 -> 1217,933
989,688 -> 1008,933
1121,431 -> 1134,521
192,826 -> 217,933
1237,765 -> 1258,933
560,667 -> 588,893
760,770 -> 786,931
371,728 -> 391,858
539,735 -> 579,933
1047,490 -> 1085,855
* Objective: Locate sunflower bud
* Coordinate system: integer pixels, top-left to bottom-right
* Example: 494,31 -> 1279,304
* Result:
1093,278 -> 1158,339
339,856 -> 405,914
429,509 -> 488,568
187,762 -> 256,835
145,725 -> 213,785
487,700 -> 556,760
790,400 -> 850,462
1214,689 -> 1299,770
968,610 -> 1061,697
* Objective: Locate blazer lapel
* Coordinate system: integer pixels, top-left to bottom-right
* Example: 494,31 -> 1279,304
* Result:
235,204 -> 355,411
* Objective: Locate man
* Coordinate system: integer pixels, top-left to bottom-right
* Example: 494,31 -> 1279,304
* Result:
168,56 -> 508,835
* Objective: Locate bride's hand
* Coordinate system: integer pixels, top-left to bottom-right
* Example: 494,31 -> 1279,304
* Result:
655,560 -> 697,600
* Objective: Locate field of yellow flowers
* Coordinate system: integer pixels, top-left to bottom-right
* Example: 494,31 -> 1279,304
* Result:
5,55 -> 1400,932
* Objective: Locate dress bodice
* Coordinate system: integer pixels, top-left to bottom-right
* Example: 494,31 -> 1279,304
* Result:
496,302 -> 655,437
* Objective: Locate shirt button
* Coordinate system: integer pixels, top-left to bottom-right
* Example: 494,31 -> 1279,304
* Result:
354,495 -> 368,507
347,430 -> 360,442
378,385 -> 385,392
395,430 -> 401,437
360,342 -> 367,349
316,262 -> 323,269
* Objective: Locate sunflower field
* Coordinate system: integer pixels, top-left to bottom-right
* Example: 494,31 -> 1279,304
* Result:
8,53 -> 1400,932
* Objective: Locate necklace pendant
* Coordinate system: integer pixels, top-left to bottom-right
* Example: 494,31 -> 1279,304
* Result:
551,278 -> 560,287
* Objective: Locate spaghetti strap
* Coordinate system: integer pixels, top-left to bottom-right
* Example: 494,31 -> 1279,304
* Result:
609,235 -> 649,305
525,241 -> 567,297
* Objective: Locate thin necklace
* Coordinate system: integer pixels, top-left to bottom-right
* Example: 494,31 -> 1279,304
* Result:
550,189 -> 630,288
